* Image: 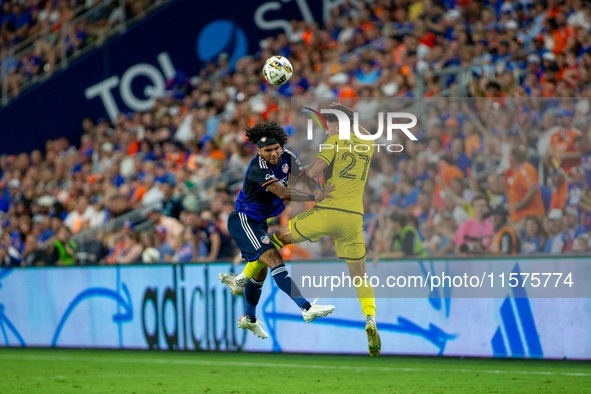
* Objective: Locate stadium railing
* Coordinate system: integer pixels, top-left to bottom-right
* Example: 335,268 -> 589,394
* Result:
6,3 -> 88,56
0,0 -> 173,107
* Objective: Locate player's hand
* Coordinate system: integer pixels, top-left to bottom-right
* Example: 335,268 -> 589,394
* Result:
315,183 -> 335,201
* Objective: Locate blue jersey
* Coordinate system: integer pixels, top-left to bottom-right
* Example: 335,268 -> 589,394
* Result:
581,154 -> 591,189
235,149 -> 303,222
566,182 -> 584,208
520,236 -> 544,255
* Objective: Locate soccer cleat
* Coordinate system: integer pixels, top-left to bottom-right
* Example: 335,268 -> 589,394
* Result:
302,298 -> 335,322
238,315 -> 269,339
219,272 -> 245,295
365,315 -> 381,357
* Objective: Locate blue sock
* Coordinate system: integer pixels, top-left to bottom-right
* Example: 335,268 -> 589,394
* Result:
244,278 -> 264,322
271,265 -> 311,311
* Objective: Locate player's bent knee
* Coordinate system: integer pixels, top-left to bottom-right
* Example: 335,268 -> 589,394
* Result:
276,222 -> 292,245
260,249 -> 284,269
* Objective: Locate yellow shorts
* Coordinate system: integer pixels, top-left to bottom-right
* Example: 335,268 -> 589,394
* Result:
290,207 -> 366,261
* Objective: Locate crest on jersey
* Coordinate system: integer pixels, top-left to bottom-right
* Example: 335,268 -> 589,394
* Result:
261,235 -> 270,244
282,163 -> 289,173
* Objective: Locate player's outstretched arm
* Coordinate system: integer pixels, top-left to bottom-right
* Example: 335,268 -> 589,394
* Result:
304,157 -> 328,179
297,167 -> 334,201
266,181 -> 317,202
297,170 -> 321,191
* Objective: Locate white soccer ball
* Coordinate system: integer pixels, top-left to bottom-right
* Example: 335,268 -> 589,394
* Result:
263,56 -> 293,86
142,247 -> 161,264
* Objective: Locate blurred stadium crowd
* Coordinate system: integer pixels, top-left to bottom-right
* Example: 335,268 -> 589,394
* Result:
1,0 -> 591,267
0,0 -> 158,97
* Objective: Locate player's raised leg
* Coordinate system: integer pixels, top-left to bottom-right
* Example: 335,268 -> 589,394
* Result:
259,247 -> 334,322
281,211 -> 378,325
282,208 -> 381,356
347,258 -> 380,357
219,259 -> 266,295
219,234 -> 283,295
238,268 -> 269,338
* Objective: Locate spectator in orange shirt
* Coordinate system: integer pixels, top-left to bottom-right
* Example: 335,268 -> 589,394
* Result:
546,0 -> 562,18
549,167 -> 584,210
552,13 -> 576,55
504,146 -> 546,225
540,62 -> 558,97
462,120 -> 483,160
546,109 -> 582,173
441,160 -> 464,187
550,168 -> 568,210
443,117 -> 460,150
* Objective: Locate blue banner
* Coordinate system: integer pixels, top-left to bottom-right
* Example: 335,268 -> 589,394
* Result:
0,0 -> 329,154
0,261 -> 589,359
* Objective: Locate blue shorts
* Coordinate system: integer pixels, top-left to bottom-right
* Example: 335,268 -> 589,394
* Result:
227,211 -> 275,262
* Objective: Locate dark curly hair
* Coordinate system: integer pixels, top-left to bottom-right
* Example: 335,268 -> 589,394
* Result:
245,122 -> 288,147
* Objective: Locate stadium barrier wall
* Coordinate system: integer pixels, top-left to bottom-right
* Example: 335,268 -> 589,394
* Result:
0,0 -> 329,154
0,259 -> 589,359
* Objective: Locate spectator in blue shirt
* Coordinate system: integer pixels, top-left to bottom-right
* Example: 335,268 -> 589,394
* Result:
0,240 -> 21,267
575,135 -> 591,189
0,1 -> 13,28
0,185 -> 9,212
110,171 -> 125,188
492,40 -> 511,64
13,4 -> 31,36
354,60 -> 379,85
544,209 -> 566,254
155,225 -> 174,261
562,207 -> 586,253
451,138 -> 472,174
34,214 -> 54,247
399,176 -> 421,211
173,226 -> 196,263
520,215 -> 547,254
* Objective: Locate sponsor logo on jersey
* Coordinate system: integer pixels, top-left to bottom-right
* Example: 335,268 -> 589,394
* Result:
265,174 -> 276,180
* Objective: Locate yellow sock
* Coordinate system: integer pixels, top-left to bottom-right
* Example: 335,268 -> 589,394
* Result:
270,232 -> 284,251
353,276 -> 376,318
243,260 -> 266,279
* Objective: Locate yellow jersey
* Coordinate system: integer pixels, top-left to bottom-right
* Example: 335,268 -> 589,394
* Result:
315,133 -> 374,215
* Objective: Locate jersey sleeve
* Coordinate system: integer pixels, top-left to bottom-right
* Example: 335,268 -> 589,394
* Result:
282,149 -> 305,178
249,157 -> 279,188
317,134 -> 338,166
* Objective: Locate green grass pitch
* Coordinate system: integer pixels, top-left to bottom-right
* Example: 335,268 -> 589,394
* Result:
0,348 -> 589,393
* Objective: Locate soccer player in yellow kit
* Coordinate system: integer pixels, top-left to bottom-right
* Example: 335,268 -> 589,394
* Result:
221,103 -> 380,356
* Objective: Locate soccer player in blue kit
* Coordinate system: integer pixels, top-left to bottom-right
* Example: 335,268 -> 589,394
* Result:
222,122 -> 336,338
